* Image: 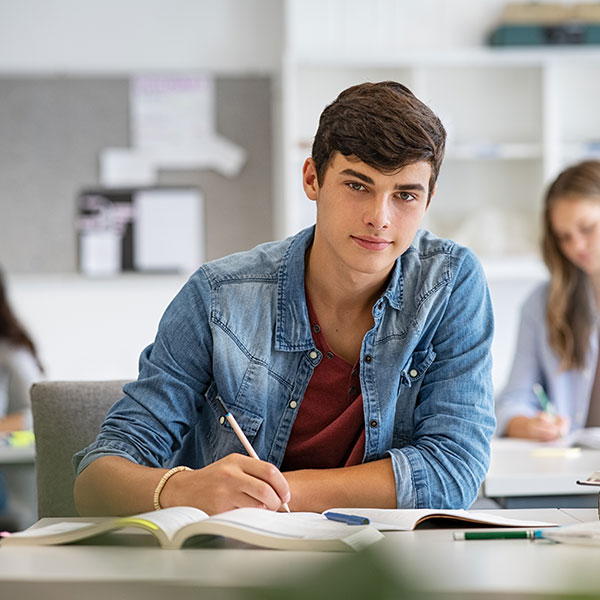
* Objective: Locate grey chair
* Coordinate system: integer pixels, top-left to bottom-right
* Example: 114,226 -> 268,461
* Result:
30,380 -> 130,518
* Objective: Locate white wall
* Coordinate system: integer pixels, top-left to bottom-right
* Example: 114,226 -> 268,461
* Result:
0,0 -> 282,73
7,274 -> 188,381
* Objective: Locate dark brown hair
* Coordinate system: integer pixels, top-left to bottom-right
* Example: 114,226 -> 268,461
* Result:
542,160 -> 600,370
0,268 -> 43,372
311,81 -> 446,197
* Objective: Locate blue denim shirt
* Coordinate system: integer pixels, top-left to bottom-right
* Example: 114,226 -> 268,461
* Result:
495,282 -> 597,435
74,226 -> 495,509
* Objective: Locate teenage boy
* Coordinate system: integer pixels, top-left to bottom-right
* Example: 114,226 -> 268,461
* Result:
74,81 -> 495,516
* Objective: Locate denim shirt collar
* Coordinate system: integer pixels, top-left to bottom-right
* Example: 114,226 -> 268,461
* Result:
275,225 -> 405,351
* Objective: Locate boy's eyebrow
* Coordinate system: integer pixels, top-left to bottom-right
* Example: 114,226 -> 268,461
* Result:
340,168 -> 375,185
340,168 -> 426,192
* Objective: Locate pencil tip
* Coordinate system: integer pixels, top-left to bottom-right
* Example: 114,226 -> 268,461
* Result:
215,395 -> 228,416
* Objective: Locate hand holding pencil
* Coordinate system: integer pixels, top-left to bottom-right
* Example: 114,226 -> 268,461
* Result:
505,384 -> 569,441
216,396 -> 291,513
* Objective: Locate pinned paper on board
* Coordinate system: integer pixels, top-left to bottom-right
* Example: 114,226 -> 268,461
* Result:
133,188 -> 204,273
76,187 -> 203,276
100,148 -> 157,188
99,75 -> 246,187
130,75 -> 246,178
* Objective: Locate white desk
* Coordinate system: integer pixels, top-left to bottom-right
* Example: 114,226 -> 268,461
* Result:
0,442 -> 37,530
0,509 -> 598,598
484,438 -> 600,508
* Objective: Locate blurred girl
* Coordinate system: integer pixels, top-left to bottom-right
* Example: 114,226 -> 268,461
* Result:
497,160 -> 600,440
0,269 -> 43,431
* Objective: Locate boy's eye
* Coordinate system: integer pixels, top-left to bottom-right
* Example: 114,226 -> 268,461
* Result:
398,192 -> 416,202
347,182 -> 365,192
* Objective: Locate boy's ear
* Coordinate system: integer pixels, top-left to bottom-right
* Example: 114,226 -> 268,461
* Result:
302,158 -> 319,201
426,183 -> 437,209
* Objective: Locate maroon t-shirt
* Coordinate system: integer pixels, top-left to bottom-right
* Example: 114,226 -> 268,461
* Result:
281,295 -> 366,470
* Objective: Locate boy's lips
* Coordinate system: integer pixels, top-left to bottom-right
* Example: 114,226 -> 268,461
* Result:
351,235 -> 392,251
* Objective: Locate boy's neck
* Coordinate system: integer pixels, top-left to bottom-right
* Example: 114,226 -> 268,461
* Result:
304,243 -> 391,316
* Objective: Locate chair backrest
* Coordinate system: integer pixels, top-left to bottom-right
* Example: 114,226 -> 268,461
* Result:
31,380 -> 130,518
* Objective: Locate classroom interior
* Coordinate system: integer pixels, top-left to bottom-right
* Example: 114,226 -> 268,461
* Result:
2,0 -> 567,389
3,1 -> 600,597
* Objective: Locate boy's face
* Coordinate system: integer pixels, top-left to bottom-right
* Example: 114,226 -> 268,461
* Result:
303,152 -> 433,280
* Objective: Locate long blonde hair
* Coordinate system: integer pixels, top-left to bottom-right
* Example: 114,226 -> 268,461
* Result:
542,160 -> 600,370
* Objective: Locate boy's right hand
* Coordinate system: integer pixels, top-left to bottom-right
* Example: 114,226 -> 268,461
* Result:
160,453 -> 291,515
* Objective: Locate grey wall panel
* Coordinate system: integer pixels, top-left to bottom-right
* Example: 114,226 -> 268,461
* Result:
0,76 -> 273,273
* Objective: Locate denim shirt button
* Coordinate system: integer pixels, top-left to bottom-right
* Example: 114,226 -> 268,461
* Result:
370,419 -> 378,428
365,355 -> 372,363
309,350 -> 318,359
289,400 -> 298,409
219,416 -> 225,425
409,369 -> 418,378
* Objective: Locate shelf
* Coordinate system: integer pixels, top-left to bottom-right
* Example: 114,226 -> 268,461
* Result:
562,141 -> 600,161
287,46 -> 600,69
445,142 -> 543,161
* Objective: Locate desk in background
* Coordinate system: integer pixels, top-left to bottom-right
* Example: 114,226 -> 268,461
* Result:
484,438 -> 600,509
0,436 -> 36,530
0,509 -> 597,599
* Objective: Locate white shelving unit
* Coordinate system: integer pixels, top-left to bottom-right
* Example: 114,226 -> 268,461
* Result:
276,23 -> 600,278
276,0 -> 600,390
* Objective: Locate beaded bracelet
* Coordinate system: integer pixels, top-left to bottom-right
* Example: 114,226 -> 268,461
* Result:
153,465 -> 192,511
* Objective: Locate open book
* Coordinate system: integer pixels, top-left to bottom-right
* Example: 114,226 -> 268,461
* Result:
0,507 -> 556,552
564,427 -> 600,449
576,471 -> 600,487
325,508 -> 557,530
0,507 -> 383,552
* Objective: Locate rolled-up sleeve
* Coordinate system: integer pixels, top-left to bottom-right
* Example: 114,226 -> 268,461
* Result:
387,250 -> 496,509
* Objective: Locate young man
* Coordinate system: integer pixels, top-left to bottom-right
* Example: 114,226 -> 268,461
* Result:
74,81 -> 495,516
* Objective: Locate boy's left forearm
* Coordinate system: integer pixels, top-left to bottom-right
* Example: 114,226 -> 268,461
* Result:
282,457 -> 396,512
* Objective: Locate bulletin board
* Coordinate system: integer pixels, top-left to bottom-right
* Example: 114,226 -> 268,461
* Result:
0,76 -> 273,273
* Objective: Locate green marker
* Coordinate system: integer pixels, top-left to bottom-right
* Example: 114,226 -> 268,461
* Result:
532,383 -> 555,415
453,530 -> 543,541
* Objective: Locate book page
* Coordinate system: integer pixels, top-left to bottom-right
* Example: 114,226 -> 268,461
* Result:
565,427 -> 600,449
325,508 -> 557,530
5,521 -> 99,539
116,507 -> 209,541
207,508 -> 362,539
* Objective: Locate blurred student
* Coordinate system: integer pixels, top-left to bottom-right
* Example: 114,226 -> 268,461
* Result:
0,269 -> 44,432
497,160 -> 600,441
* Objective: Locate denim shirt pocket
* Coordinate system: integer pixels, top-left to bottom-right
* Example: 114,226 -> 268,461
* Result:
205,393 -> 264,458
399,345 -> 436,388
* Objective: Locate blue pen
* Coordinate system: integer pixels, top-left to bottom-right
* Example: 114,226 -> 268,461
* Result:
324,511 -> 370,526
